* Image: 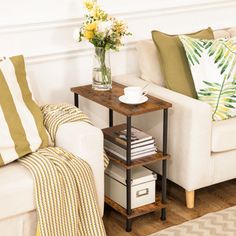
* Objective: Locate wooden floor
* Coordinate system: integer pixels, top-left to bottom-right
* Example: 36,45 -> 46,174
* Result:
103,178 -> 236,236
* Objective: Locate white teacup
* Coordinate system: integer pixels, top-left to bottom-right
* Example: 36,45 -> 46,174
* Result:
124,86 -> 148,102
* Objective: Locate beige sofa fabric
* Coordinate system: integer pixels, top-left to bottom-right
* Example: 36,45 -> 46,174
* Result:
213,29 -> 230,39
0,211 -> 37,236
136,40 -> 165,86
0,162 -> 35,220
228,27 -> 236,37
212,117 -> 236,152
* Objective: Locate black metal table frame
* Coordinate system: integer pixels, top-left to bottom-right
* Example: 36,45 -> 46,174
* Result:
74,93 -> 168,232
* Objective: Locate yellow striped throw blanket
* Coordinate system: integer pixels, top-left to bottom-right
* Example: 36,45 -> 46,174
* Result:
18,104 -> 108,236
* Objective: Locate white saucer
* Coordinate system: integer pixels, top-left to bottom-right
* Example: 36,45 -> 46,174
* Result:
119,95 -> 148,105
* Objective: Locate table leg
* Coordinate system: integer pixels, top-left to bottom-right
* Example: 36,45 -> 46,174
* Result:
126,116 -> 132,231
161,159 -> 167,221
109,109 -> 113,127
74,93 -> 79,108
161,109 -> 168,221
126,219 -> 132,232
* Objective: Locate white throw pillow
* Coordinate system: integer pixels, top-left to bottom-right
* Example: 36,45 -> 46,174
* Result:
180,35 -> 236,121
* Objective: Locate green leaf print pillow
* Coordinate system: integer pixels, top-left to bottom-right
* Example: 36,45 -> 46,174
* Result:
179,35 -> 236,121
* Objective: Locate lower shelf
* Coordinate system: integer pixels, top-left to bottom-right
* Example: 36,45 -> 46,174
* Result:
105,150 -> 170,169
105,195 -> 166,219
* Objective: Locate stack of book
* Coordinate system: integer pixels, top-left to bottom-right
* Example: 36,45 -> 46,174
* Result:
103,124 -> 157,161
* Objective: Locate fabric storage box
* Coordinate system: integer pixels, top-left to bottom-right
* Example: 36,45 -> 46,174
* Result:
105,162 -> 157,209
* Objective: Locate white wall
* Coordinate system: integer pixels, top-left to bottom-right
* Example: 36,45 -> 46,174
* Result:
1,0 -> 236,126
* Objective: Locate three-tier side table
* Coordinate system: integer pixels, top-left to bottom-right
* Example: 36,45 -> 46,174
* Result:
71,82 -> 172,232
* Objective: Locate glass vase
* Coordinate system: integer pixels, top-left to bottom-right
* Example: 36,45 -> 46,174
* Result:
92,47 -> 112,91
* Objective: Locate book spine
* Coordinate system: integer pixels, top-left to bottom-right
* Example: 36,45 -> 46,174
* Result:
104,133 -> 156,150
105,147 -> 157,160
104,140 -> 157,157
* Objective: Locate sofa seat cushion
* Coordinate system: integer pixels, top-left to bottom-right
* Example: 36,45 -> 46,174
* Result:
212,117 -> 236,152
0,162 -> 35,220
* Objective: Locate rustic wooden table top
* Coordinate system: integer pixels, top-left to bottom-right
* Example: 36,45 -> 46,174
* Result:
71,82 -> 172,116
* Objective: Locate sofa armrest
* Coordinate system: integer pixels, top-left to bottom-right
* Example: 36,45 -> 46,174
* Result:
55,121 -> 104,216
113,75 -> 213,191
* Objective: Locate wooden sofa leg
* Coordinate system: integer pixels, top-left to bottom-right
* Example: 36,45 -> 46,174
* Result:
185,190 -> 195,208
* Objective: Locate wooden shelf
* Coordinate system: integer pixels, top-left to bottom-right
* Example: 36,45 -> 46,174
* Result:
102,124 -> 170,169
105,149 -> 170,169
71,82 -> 172,116
105,196 -> 166,219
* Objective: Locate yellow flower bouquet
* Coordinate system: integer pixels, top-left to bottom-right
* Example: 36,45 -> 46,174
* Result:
74,0 -> 131,90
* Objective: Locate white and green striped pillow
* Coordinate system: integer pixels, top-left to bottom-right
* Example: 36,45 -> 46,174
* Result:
0,55 -> 49,166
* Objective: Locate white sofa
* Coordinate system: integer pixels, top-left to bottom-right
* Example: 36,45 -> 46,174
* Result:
113,27 -> 236,208
0,83 -> 105,235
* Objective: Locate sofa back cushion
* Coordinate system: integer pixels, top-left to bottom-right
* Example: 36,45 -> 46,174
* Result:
136,40 -> 165,86
228,27 -> 236,37
0,55 -> 49,166
136,27 -> 235,95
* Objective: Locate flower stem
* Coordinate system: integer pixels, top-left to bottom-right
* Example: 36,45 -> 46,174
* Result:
95,47 -> 111,85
